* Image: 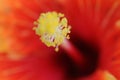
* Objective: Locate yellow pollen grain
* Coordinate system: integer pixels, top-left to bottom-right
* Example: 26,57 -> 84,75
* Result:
33,11 -> 71,52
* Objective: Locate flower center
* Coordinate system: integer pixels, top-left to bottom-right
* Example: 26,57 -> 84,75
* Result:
33,11 -> 71,52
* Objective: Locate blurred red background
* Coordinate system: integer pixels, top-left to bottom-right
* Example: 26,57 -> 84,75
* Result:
0,0 -> 120,80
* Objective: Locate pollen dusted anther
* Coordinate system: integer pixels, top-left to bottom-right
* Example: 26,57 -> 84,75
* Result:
33,11 -> 71,52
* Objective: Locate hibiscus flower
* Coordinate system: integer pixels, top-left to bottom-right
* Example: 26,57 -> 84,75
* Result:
0,0 -> 120,80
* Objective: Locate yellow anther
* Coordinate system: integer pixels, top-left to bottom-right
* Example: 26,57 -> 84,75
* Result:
33,11 -> 71,52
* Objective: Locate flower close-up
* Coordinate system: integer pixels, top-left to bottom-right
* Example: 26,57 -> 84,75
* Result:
0,0 -> 120,80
